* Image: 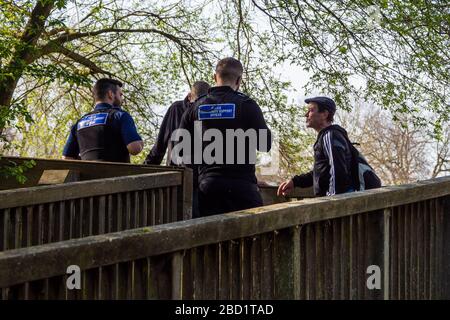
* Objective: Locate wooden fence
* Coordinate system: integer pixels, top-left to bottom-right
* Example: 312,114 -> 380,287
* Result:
0,158 -> 193,251
0,156 -> 186,190
0,176 -> 448,300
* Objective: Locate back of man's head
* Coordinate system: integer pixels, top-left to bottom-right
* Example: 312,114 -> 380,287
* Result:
93,78 -> 123,101
191,81 -> 210,100
215,57 -> 243,84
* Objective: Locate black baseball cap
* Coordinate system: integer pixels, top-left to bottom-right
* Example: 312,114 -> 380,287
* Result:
305,96 -> 336,114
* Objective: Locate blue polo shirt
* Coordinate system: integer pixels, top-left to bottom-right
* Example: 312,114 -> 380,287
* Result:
63,103 -> 142,158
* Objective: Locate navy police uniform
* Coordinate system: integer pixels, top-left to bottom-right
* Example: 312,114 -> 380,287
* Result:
63,103 -> 142,163
178,86 -> 272,217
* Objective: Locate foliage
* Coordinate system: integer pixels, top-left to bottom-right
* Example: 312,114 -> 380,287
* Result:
0,0 -> 448,182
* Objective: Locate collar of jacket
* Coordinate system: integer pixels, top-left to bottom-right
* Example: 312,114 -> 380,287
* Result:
316,124 -> 349,141
208,86 -> 236,94
183,95 -> 192,109
94,102 -> 121,111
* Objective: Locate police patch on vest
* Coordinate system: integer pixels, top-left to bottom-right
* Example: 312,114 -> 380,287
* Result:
198,104 -> 236,120
77,113 -> 108,130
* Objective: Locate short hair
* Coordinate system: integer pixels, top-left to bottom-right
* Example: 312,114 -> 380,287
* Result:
316,103 -> 335,123
215,57 -> 243,82
191,81 -> 210,98
93,78 -> 123,101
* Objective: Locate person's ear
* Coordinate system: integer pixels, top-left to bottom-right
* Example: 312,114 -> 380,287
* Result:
236,76 -> 242,89
108,90 -> 114,101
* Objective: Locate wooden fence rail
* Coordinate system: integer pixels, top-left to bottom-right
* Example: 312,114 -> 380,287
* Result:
0,156 -> 186,190
0,176 -> 448,300
0,170 -> 193,252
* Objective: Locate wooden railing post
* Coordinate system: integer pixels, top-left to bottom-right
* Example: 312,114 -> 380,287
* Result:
273,226 -> 300,299
364,210 -> 388,300
179,168 -> 193,221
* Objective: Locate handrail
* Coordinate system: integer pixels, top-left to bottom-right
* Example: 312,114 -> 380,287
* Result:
0,172 -> 181,209
0,176 -> 448,289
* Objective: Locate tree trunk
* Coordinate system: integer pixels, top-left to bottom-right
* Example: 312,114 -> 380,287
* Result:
0,0 -> 56,134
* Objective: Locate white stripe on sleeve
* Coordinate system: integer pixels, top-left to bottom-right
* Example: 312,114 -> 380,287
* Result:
324,132 -> 336,196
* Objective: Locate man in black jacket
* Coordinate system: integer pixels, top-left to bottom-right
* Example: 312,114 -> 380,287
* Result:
177,57 -> 272,217
278,96 -> 354,197
144,81 -> 210,165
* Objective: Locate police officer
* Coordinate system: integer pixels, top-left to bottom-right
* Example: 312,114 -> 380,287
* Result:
177,57 -> 272,217
62,78 -> 143,162
144,81 -> 210,165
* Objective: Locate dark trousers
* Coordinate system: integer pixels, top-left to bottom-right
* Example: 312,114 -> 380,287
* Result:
198,177 -> 263,217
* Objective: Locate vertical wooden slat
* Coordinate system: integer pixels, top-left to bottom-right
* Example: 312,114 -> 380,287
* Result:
88,197 -> 94,236
69,200 -> 75,239
218,243 -> 229,300
442,196 -> 450,299
203,244 -> 219,299
350,215 -> 358,299
398,205 -> 405,299
389,207 -> 398,300
273,227 -> 300,299
158,189 -> 164,225
165,188 -> 171,224
98,196 -> 106,234
384,209 -> 391,300
331,219 -> 341,299
409,203 -> 417,299
125,193 -> 131,230
240,238 -> 251,300
48,203 -> 55,243
250,236 -> 262,300
315,222 -> 324,299
305,224 -> 316,300
116,194 -> 123,232
356,214 -> 364,299
193,247 -> 204,299
0,209 -> 5,251
416,202 -> 423,299
436,198 -> 444,298
423,200 -> 430,299
171,186 -> 178,222
171,252 -> 183,300
150,190 -> 156,226
229,239 -> 240,299
14,208 -> 22,249
340,216 -> 350,299
142,191 -> 148,227
429,199 -> 436,298
107,195 -> 113,233
3,209 -> 11,250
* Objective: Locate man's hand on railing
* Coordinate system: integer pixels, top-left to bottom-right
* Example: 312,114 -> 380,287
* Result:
277,179 -> 294,197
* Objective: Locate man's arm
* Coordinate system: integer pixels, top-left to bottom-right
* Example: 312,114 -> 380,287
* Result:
322,130 -> 351,195
278,170 -> 313,196
127,140 -> 144,155
120,112 -> 144,156
145,105 -> 174,164
62,124 -> 80,160
292,171 -> 313,188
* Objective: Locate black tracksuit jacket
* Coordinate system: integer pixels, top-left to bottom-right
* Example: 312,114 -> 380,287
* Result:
293,125 -> 354,196
145,96 -> 191,165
